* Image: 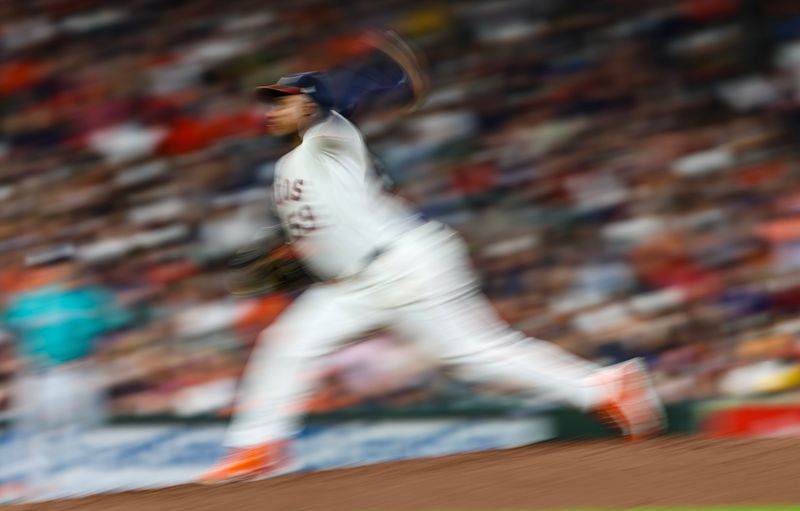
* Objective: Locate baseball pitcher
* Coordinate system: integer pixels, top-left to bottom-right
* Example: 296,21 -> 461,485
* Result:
200,31 -> 664,483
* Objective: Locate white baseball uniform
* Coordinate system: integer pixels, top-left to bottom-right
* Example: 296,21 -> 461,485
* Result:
226,112 -> 603,447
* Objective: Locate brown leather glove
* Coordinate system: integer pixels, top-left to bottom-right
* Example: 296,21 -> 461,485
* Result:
225,229 -> 314,297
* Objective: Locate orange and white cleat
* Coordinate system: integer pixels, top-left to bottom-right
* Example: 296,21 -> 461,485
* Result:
196,441 -> 290,484
591,358 -> 666,440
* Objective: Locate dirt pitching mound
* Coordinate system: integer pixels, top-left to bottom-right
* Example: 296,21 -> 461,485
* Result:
13,438 -> 800,510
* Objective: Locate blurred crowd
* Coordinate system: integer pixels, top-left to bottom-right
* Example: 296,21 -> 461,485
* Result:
3,0 -> 800,419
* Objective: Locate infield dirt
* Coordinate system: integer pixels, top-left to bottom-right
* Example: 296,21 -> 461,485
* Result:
12,438 -> 800,511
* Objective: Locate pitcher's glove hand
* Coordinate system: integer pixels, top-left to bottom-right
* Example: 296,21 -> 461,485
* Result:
224,229 -> 314,297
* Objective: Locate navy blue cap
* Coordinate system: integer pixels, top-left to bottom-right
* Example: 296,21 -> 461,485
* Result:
255,72 -> 334,112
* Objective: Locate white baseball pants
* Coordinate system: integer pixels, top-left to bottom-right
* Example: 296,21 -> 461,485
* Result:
226,221 -> 602,447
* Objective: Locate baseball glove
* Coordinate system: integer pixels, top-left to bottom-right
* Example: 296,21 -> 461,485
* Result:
224,228 -> 314,297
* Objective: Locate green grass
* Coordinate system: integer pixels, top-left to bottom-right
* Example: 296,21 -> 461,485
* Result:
420,508 -> 800,511
542,508 -> 800,510
485,508 -> 800,511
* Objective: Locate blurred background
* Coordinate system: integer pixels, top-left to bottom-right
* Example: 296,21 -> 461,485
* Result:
3,0 -> 800,426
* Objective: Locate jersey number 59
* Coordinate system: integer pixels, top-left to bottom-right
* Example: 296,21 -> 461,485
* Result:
286,205 -> 316,240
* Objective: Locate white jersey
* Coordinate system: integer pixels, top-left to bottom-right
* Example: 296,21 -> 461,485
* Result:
273,112 -> 421,280
226,114 -> 643,455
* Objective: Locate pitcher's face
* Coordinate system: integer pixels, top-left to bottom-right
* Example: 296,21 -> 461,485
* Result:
264,95 -> 315,136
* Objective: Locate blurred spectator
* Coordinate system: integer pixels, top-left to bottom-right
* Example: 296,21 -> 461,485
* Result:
2,246 -> 128,495
4,0 -> 800,419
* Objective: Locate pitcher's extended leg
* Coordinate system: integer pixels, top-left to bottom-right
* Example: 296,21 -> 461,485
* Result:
226,284 -> 386,448
200,283 -> 387,483
399,288 -> 603,410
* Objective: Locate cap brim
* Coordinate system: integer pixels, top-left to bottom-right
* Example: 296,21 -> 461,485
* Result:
255,84 -> 303,102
